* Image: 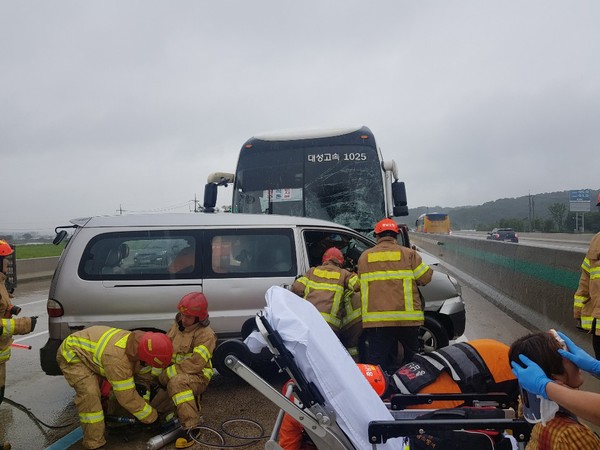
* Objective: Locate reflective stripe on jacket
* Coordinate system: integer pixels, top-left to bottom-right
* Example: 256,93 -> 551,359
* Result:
163,318 -> 217,384
59,326 -> 156,423
0,274 -> 33,361
575,232 -> 600,333
358,236 -> 432,328
0,273 -> 13,355
291,262 -> 360,331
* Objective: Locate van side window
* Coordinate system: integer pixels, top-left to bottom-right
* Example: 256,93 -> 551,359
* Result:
206,230 -> 295,278
79,232 -> 198,280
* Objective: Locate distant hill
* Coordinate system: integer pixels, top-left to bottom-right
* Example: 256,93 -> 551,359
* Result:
405,189 -> 600,233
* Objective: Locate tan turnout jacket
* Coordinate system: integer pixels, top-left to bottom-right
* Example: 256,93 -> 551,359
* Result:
292,261 -> 361,332
151,316 -> 216,429
0,272 -> 33,386
358,236 -> 432,328
574,232 -> 600,334
58,326 -> 157,448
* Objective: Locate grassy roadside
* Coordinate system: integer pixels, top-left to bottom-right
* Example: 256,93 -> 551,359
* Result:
14,243 -> 66,259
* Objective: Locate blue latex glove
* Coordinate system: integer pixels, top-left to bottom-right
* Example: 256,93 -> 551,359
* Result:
557,330 -> 600,376
511,354 -> 551,400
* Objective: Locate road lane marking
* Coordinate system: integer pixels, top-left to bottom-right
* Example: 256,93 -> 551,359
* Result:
13,330 -> 48,342
18,299 -> 47,306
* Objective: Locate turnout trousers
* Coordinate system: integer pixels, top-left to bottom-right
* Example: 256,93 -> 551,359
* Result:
57,353 -> 106,450
151,372 -> 209,429
363,326 -> 420,372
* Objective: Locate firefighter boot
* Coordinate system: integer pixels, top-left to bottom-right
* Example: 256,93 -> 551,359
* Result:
175,429 -> 195,449
175,436 -> 193,448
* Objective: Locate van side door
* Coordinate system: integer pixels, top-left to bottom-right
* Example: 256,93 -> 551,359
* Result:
201,228 -> 297,339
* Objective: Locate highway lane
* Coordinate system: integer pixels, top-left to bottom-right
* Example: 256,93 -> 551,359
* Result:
450,230 -> 593,252
1,266 -> 598,449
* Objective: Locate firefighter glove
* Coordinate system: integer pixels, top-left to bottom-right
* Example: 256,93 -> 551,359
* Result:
557,330 -> 600,376
511,354 -> 551,400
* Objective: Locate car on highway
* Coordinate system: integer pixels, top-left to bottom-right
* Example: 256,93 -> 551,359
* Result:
40,213 -> 465,375
486,227 -> 519,243
132,241 -> 179,267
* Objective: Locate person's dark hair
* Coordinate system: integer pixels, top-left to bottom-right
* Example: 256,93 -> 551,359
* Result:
508,332 -> 564,377
376,230 -> 398,238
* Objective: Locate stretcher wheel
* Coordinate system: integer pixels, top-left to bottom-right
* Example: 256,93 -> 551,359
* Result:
212,339 -> 252,377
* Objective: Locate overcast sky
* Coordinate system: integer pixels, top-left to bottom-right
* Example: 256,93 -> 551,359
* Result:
2,1 -> 599,233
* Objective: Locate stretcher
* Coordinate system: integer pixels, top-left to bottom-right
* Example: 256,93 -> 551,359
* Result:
216,286 -> 531,450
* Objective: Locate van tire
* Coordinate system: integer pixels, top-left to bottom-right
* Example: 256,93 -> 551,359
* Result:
420,316 -> 449,353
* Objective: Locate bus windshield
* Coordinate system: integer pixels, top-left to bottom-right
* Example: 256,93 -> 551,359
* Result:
232,130 -> 386,232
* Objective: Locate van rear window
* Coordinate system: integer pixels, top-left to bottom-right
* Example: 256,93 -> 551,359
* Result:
79,232 -> 199,280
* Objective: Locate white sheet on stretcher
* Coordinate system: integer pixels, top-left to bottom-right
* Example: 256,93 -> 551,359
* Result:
245,285 -> 404,449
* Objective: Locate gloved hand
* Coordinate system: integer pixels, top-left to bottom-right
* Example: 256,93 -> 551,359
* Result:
158,370 -> 169,387
557,330 -> 600,376
511,354 -> 552,400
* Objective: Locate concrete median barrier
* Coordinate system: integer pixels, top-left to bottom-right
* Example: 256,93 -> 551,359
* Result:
16,256 -> 59,282
411,233 -> 583,333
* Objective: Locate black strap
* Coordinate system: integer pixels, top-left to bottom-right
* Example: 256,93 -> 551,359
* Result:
428,343 -> 493,393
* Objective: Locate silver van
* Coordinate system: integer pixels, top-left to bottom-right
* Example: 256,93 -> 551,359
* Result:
40,213 -> 465,375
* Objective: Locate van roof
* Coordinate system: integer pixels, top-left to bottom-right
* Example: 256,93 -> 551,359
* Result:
70,213 -> 352,229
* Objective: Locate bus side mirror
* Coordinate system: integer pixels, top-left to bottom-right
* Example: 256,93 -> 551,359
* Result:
392,181 -> 408,217
203,183 -> 218,213
392,181 -> 407,206
393,206 -> 409,216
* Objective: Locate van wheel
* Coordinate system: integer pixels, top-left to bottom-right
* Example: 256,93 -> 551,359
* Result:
420,316 -> 449,353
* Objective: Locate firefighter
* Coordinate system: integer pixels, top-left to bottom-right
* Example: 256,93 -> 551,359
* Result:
57,326 -> 173,449
150,292 -> 217,448
0,239 -> 10,276
574,227 -> 600,358
358,218 -> 433,371
291,247 -> 362,360
0,239 -> 37,406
